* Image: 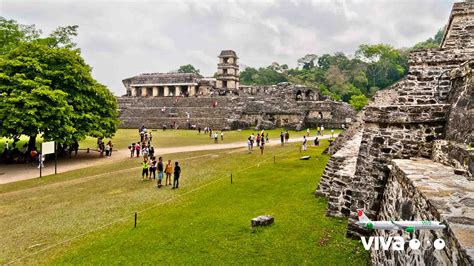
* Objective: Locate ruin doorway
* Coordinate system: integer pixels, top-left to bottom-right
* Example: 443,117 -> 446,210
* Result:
169,87 -> 176,97
318,112 -> 323,119
222,80 -> 228,88
296,90 -> 302,100
146,87 -> 153,96
158,87 -> 165,97
181,86 -> 189,96
305,90 -> 314,100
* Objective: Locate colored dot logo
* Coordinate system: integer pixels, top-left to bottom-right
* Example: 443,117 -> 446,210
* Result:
434,239 -> 445,250
409,239 -> 421,250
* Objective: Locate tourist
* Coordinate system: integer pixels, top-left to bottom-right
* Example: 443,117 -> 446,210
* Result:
321,125 -> 325,135
314,136 -> 320,146
247,137 -> 252,153
331,129 -> 335,138
280,132 -> 284,146
302,136 -> 307,151
260,140 -> 265,155
172,161 -> 181,189
149,146 -> 155,158
342,124 -> 345,130
157,156 -> 164,188
142,145 -> 149,160
209,129 -> 213,139
198,126 -> 201,134
150,156 -> 157,180
214,132 -> 218,143
285,131 -> 289,143
149,132 -> 153,142
306,128 -> 310,137
265,133 -> 269,143
135,143 -> 141,157
3,141 -> 8,152
165,159 -> 173,186
72,141 -> 79,157
140,131 -> 144,143
37,153 -> 45,168
256,133 -> 261,147
141,158 -> 149,180
317,126 -> 321,136
250,133 -> 255,149
105,142 -> 111,157
220,131 -> 224,141
99,142 -> 105,157
130,143 -> 136,158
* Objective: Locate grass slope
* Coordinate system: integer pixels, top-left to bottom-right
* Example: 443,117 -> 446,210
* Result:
1,140 -> 367,264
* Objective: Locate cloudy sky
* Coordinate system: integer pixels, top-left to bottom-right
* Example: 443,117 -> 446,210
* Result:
2,0 -> 457,95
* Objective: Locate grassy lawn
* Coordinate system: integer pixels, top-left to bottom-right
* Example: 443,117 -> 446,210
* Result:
0,140 -> 367,264
0,128 -> 340,151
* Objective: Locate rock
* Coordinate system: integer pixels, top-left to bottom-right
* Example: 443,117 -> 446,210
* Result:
300,156 -> 311,160
251,215 -> 274,227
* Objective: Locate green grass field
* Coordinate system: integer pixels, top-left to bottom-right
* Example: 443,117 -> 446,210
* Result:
0,128 -> 340,151
0,138 -> 367,265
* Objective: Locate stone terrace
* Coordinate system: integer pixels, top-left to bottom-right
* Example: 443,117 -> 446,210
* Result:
374,159 -> 474,265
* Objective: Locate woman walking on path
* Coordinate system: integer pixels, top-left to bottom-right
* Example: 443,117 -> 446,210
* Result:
165,160 -> 173,186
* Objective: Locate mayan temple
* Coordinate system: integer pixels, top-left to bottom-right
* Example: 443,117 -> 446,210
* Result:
316,1 -> 473,264
117,51 -> 355,130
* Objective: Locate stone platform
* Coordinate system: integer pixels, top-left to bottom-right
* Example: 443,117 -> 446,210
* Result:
374,158 -> 474,265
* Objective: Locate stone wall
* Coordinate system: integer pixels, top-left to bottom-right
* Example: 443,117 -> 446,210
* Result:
315,3 -> 474,264
117,84 -> 355,130
445,59 -> 474,145
373,159 -> 473,265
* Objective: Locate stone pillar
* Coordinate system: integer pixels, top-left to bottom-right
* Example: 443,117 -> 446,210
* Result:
175,86 -> 181,96
164,86 -> 169,97
141,87 -> 147,97
131,87 -> 137,97
152,87 -> 158,97
189,85 -> 196,96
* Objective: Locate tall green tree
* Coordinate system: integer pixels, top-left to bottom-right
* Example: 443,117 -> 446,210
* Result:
177,64 -> 200,74
0,20 -> 118,150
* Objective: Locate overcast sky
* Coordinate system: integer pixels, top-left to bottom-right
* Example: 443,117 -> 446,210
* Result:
2,0 -> 457,95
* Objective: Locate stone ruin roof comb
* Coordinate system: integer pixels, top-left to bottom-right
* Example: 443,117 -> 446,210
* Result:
123,72 -> 202,85
218,50 -> 238,58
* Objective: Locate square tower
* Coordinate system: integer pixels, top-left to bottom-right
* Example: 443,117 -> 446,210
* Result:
216,50 -> 240,90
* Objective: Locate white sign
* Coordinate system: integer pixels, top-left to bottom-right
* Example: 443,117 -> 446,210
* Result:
41,141 -> 55,155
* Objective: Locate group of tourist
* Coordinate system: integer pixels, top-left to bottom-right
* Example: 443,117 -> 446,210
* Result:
247,131 -> 269,154
131,125 -> 182,189
200,127 -> 225,143
97,138 -> 114,158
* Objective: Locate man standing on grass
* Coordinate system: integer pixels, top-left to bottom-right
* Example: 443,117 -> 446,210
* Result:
142,159 -> 149,180
157,157 -> 164,188
250,133 -> 255,150
280,132 -> 284,146
260,140 -> 265,155
302,136 -> 307,151
149,156 -> 157,180
172,161 -> 181,189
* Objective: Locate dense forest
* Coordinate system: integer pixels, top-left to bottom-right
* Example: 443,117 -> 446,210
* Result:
237,28 -> 445,110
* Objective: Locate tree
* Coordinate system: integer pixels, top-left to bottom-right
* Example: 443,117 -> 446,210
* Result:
349,94 -> 369,111
177,64 -> 200,74
0,17 -> 41,55
0,21 -> 118,150
412,27 -> 446,50
297,54 -> 318,70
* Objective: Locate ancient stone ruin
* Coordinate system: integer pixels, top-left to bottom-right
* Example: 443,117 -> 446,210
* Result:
316,1 -> 473,265
118,51 -> 355,130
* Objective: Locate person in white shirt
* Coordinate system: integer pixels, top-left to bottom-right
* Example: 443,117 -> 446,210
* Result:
4,141 -> 9,152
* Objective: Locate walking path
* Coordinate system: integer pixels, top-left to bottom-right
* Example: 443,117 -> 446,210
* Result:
0,135 -> 336,185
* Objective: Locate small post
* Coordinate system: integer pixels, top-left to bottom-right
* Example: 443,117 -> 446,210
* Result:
134,212 -> 137,228
39,154 -> 42,178
230,173 -> 233,184
54,141 -> 57,175
274,155 -> 275,164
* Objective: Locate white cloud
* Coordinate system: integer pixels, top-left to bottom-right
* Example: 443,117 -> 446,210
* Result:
2,0 -> 456,95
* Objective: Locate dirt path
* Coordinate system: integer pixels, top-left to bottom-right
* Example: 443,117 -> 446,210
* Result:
0,135 -> 336,185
